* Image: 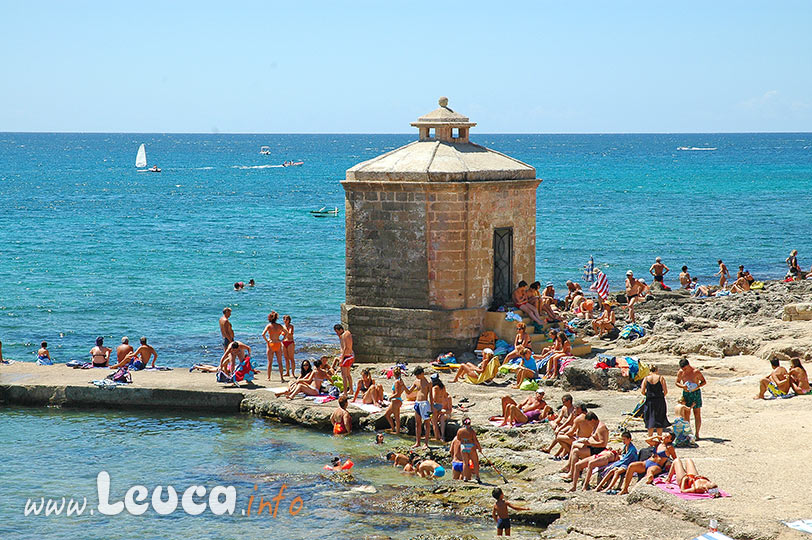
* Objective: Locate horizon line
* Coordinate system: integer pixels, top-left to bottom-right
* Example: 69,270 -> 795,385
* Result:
2,130 -> 811,136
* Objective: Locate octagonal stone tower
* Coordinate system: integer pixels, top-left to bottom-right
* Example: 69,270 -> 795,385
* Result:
341,98 -> 541,363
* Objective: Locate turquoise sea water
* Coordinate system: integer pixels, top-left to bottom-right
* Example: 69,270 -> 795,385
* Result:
0,407 -> 539,539
1,133 -> 811,366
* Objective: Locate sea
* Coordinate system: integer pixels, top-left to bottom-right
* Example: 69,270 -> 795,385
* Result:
2,132 -> 812,539
1,132 -> 811,366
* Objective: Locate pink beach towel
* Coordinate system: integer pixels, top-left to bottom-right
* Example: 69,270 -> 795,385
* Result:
653,479 -> 730,500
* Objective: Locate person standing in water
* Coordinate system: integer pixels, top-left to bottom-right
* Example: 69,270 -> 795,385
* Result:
262,311 -> 285,382
219,308 -> 234,350
333,324 -> 354,397
715,260 -> 729,288
281,314 -> 295,378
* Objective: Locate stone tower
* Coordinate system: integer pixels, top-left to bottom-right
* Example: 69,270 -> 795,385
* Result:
341,98 -> 540,363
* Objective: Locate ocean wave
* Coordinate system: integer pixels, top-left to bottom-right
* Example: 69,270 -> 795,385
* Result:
232,164 -> 285,169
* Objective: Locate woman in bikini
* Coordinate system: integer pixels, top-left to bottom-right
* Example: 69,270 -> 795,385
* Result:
384,366 -> 407,434
618,432 -> 677,495
90,337 -> 112,367
502,323 -> 532,364
280,314 -> 296,379
262,311 -> 286,383
512,347 -> 539,388
592,303 -> 616,338
545,332 -> 571,380
790,358 -> 811,395
353,368 -> 384,405
282,359 -> 329,399
667,458 -> 718,494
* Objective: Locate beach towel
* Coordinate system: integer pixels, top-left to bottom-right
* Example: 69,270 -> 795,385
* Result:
626,357 -> 640,380
784,520 -> 812,534
351,400 -> 382,413
590,269 -> 609,300
653,478 -> 730,500
91,379 -> 126,389
583,256 -> 595,283
488,416 -> 540,428
306,395 -> 336,404
672,417 -> 695,447
466,357 -> 500,385
145,366 -> 172,371
493,339 -> 512,357
263,386 -> 290,394
519,379 -> 539,391
558,356 -> 576,374
692,533 -> 734,540
750,281 -> 765,290
619,324 -> 646,341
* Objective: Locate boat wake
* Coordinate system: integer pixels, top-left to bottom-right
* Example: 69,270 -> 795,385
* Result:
677,147 -> 717,151
232,164 -> 285,169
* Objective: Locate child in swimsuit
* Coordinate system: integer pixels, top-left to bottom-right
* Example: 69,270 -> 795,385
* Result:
492,487 -> 528,537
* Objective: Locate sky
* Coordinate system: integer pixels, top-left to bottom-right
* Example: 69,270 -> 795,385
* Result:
1,1 -> 811,133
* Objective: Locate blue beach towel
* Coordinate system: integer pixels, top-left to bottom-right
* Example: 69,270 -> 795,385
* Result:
784,520 -> 812,534
619,324 -> 646,341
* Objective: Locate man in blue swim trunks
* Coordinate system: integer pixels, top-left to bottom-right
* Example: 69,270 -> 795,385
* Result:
408,366 -> 434,449
675,358 -> 706,439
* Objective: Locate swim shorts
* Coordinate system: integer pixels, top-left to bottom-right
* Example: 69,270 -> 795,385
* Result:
269,342 -> 282,352
452,460 -> 463,472
433,466 -> 445,478
589,446 -> 607,456
414,400 -> 431,420
131,360 -> 144,371
767,382 -> 787,397
496,517 -> 510,531
683,389 -> 702,408
654,275 -> 664,282
524,409 -> 541,422
222,337 -> 231,349
340,354 -> 355,368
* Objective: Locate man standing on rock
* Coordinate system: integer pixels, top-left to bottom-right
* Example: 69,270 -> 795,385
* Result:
220,308 -> 234,350
649,257 -> 671,290
333,324 -> 354,398
676,358 -> 706,439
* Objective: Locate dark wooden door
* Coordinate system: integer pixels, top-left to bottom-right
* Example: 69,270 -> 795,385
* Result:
492,227 -> 513,308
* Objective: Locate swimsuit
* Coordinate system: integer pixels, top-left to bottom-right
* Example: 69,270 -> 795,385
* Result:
683,474 -> 709,492
414,400 -> 431,420
682,388 -> 702,408
36,355 -> 53,366
644,447 -> 668,470
524,409 -> 541,421
131,359 -> 145,370
282,340 -> 294,348
461,443 -> 475,453
340,354 -> 355,368
432,402 -> 443,411
222,337 -> 231,349
589,445 -> 607,456
333,421 -> 347,435
452,460 -> 463,472
269,342 -> 282,352
767,382 -> 787,397
496,517 -> 510,531
654,275 -> 664,282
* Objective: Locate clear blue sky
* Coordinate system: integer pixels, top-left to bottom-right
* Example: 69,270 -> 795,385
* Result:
2,1 -> 810,133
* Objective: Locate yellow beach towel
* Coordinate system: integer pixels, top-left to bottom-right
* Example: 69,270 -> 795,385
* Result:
466,357 -> 501,385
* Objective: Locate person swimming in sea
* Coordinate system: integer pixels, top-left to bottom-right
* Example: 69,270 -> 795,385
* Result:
330,395 -> 352,435
36,341 -> 52,365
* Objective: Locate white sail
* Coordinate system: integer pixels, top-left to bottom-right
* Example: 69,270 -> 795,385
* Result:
135,144 -> 147,168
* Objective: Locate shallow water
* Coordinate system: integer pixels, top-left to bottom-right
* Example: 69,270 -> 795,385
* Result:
1,133 -> 811,366
0,407 -> 541,539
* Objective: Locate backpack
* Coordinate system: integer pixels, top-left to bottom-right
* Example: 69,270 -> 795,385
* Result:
107,367 -> 132,384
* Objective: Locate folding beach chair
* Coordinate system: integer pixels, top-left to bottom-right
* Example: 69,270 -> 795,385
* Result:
617,395 -> 646,433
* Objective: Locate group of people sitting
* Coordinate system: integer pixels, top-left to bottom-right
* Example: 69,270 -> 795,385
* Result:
538,393 -> 719,495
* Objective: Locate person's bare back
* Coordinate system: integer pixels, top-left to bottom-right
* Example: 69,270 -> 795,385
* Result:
219,308 -> 234,349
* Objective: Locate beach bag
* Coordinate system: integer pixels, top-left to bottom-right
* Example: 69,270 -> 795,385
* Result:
519,379 -> 539,392
216,371 -> 233,383
476,331 -> 497,350
331,375 -> 344,392
108,367 -> 131,384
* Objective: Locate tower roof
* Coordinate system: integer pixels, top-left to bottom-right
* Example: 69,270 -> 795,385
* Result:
345,98 -> 536,183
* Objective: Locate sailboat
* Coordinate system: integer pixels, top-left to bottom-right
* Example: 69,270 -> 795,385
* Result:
136,144 -> 160,172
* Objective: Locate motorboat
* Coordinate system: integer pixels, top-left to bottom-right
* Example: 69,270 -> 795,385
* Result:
259,146 -> 271,155
282,160 -> 304,167
309,206 -> 339,217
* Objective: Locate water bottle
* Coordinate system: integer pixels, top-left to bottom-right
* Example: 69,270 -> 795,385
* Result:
709,518 -> 718,532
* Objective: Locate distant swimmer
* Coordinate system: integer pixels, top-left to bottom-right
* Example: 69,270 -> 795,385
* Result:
262,311 -> 286,382
248,279 -> 255,287
234,281 -> 245,291
116,337 -> 134,365
333,324 -> 354,398
219,308 -> 234,350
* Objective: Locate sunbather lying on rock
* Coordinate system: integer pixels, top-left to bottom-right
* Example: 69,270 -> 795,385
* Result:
497,389 -> 551,426
667,457 -> 718,494
451,349 -> 495,383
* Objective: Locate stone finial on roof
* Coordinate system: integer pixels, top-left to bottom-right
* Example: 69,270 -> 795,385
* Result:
411,97 -> 476,143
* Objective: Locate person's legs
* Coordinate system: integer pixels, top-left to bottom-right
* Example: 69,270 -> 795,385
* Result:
514,368 -> 532,388
392,401 -> 402,433
506,404 -> 528,426
275,348 -> 285,382
672,457 -> 687,484
754,377 -> 770,399
693,407 -> 702,438
684,458 -> 698,476
501,396 -> 517,417
569,456 -> 591,491
520,304 -> 545,326
619,462 -> 646,495
341,365 -> 352,398
656,427 -> 663,437
266,345 -> 273,380
413,415 -> 423,448
452,364 -> 476,382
